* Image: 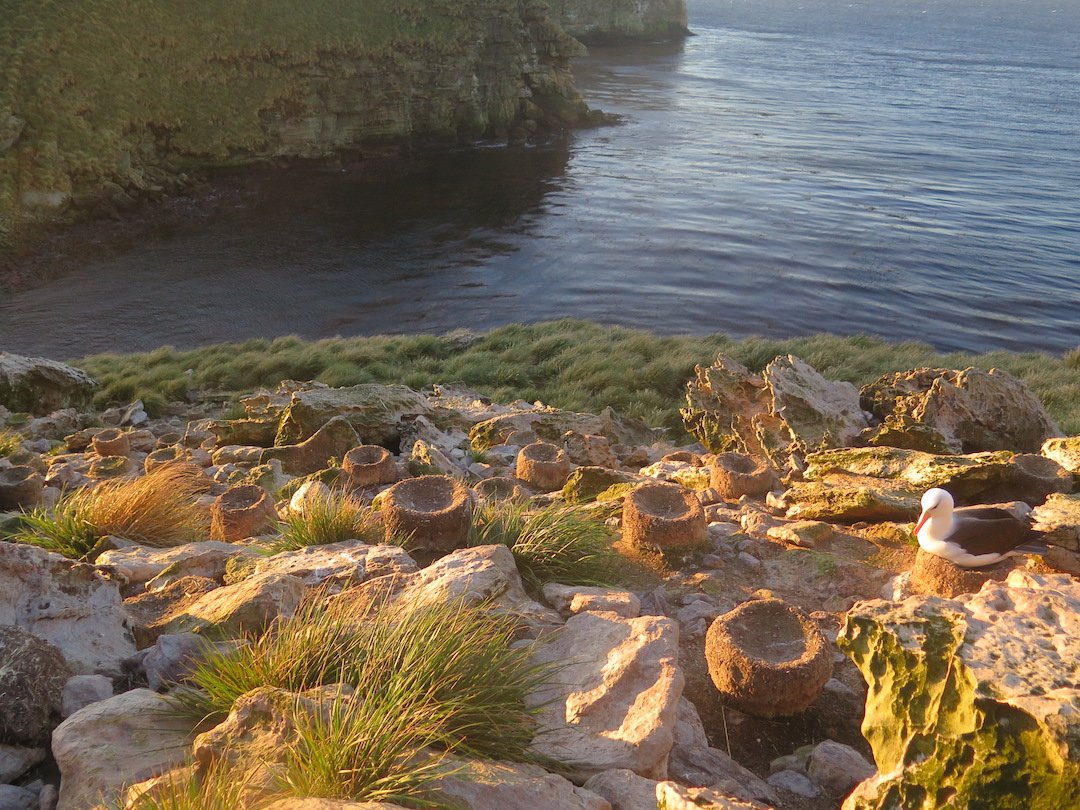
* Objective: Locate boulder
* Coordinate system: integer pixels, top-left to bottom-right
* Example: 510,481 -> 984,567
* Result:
381,545 -> 559,632
837,571 -> 1080,809
0,353 -> 96,415
431,756 -> 610,810
0,542 -> 136,675
206,416 -> 278,448
803,446 -> 1071,506
0,626 -> 71,745
142,632 -> 219,691
582,769 -> 660,810
96,541 -> 260,591
124,576 -> 221,647
705,598 -> 833,718
239,541 -> 417,588
52,689 -> 192,810
781,475 -> 920,523
60,674 -> 113,718
262,416 -> 361,475
0,466 -> 44,510
159,571 -> 305,638
1041,435 -> 1080,480
639,459 -> 712,491
763,354 -> 870,453
654,782 -> 769,810
806,740 -> 875,797
275,384 -> 430,447
859,367 -> 1061,454
469,406 -> 658,453
561,431 -> 618,468
526,610 -> 684,781
1032,492 -> 1080,551
0,745 -> 45,784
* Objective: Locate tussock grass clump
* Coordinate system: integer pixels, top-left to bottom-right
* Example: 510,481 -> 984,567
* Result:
176,590 -> 548,762
273,490 -> 384,552
15,464 -> 209,559
0,428 -> 21,457
74,321 -> 1080,434
469,501 -> 624,589
125,762 -> 255,810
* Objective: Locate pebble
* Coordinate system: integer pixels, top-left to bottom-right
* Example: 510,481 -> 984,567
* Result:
738,551 -> 761,569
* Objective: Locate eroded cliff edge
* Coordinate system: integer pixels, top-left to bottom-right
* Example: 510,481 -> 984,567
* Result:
551,0 -> 690,43
0,0 -> 592,241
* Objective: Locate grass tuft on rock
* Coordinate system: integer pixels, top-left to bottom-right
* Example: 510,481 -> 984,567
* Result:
73,321 -> 1080,434
175,589 -> 549,762
125,761 -> 255,810
15,464 -> 209,559
468,500 -> 624,589
271,490 -> 385,553
0,428 -> 21,457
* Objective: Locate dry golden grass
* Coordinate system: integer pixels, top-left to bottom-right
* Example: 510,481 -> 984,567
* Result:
16,463 -> 210,558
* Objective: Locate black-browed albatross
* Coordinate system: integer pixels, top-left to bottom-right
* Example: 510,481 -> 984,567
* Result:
914,487 -> 1046,568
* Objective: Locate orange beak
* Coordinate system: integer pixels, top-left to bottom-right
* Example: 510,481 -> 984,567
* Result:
913,511 -> 930,536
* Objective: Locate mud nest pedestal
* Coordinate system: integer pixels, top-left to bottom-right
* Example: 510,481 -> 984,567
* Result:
382,475 -> 473,560
92,428 -> 131,457
342,445 -> 399,488
210,484 -> 277,542
705,598 -> 833,718
710,452 -> 774,500
622,482 -> 707,552
515,442 -> 571,492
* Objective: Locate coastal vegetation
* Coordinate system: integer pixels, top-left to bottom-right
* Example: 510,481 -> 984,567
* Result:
14,464 -> 209,558
272,490 -> 385,552
74,320 -> 1080,436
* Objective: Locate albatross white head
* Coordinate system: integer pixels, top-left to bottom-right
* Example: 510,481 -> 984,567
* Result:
914,487 -> 955,546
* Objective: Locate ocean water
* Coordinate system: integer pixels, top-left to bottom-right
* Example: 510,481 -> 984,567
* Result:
1,0 -> 1078,357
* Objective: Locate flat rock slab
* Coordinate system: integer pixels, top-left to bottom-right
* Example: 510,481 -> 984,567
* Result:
242,541 -> 417,587
526,610 -> 684,781
1032,492 -> 1080,551
97,541 -> 260,590
161,570 -> 304,637
432,756 -> 610,810
782,475 -> 920,523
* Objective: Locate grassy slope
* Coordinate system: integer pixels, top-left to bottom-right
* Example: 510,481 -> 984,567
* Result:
74,320 -> 1080,437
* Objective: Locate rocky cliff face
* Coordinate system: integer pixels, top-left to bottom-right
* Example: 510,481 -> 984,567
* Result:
549,0 -> 690,43
0,0 -> 587,240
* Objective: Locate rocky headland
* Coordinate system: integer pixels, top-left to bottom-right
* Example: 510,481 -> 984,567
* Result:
0,0 -> 688,247
1,347 -> 1078,810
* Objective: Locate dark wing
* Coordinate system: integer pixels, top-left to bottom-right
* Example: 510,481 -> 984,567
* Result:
948,514 -> 1032,556
954,506 -> 1024,522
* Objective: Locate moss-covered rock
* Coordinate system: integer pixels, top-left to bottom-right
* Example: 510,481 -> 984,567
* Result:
837,571 -> 1080,810
262,415 -> 359,475
782,475 -> 920,523
0,352 -> 97,415
1041,436 -> 1080,484
275,383 -> 430,447
469,405 -> 658,452
562,466 -> 639,504
804,446 -> 1071,506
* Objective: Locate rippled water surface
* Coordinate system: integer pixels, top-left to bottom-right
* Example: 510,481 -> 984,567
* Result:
2,0 -> 1078,357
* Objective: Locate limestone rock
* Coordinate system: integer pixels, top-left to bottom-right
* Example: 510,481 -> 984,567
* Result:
526,610 -> 684,781
542,584 -> 641,619
563,466 -> 640,504
0,626 -> 71,745
803,446 -> 1071,506
654,782 -> 770,810
766,770 -> 819,798
243,541 -> 417,588
859,367 -> 1061,454
765,520 -> 834,549
431,756 -> 610,810
806,740 -> 875,797
124,576 -> 221,647
682,354 -> 870,470
1032,492 -> 1080,551
96,541 -> 260,591
0,353 -> 96,415
160,571 -> 304,637
276,385 -> 430,447
781,475 -> 920,523
0,785 -> 37,809
582,769 -> 659,810
383,545 -> 559,632
263,416 -> 361,475
837,571 -> 1080,809
1041,435 -> 1080,478
0,541 -> 136,675
562,431 -> 618,468
52,689 -> 192,810
142,632 -> 219,691
60,674 -> 113,718
469,406 -> 658,453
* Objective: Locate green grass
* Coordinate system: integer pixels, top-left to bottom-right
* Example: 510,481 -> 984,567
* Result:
468,500 -> 626,590
272,489 -> 385,553
14,464 -> 209,558
174,589 -> 550,762
72,321 -> 1080,437
0,428 -> 21,457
